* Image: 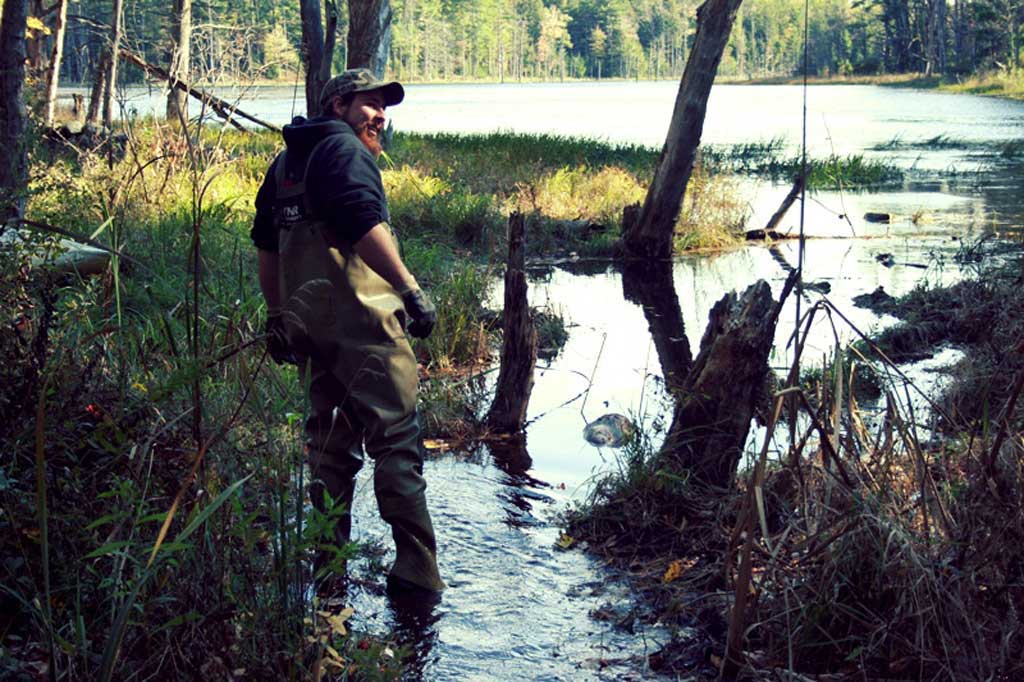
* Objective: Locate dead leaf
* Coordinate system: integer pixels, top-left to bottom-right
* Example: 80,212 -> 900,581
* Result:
555,532 -> 575,550
317,607 -> 354,637
662,557 -> 697,584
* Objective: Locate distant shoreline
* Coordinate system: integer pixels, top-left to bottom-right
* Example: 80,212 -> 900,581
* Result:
54,71 -> 1024,101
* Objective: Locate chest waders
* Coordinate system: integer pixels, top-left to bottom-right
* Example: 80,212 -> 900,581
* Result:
273,144 -> 445,593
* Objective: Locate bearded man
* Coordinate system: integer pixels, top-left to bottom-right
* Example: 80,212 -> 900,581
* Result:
250,69 -> 445,597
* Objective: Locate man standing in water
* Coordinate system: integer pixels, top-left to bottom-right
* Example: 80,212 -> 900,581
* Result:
250,69 -> 445,598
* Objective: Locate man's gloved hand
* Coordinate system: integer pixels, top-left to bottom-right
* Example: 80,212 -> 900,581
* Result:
265,313 -> 293,365
401,288 -> 437,339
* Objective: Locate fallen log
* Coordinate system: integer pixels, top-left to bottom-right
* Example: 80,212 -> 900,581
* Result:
118,48 -> 281,132
659,274 -> 796,488
485,213 -> 537,432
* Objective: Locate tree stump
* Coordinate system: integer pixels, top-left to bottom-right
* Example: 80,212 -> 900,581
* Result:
660,277 -> 794,488
485,213 -> 537,433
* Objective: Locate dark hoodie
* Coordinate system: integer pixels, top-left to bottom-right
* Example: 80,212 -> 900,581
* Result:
250,116 -> 389,252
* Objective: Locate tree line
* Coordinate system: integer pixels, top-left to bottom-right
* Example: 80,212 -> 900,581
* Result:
8,0 -> 1024,91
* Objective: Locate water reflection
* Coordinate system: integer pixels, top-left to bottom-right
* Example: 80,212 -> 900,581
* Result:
489,437 -> 554,529
620,259 -> 692,389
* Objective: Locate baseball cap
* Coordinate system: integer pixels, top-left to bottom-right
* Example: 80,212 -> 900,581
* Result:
319,69 -> 405,112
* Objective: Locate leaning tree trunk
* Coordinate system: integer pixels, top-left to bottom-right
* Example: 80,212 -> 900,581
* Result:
0,0 -> 29,227
102,0 -> 124,128
300,0 -> 335,117
42,0 -> 69,127
348,0 -> 393,78
621,0 -> 743,260
166,0 -> 192,124
659,277 -> 794,489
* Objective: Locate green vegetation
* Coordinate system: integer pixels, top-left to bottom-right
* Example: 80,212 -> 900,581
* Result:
0,123 -> 484,680
387,131 -> 754,254
702,139 -> 905,189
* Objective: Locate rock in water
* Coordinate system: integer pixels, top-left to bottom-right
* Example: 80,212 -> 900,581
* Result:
863,212 -> 891,223
583,414 -> 636,448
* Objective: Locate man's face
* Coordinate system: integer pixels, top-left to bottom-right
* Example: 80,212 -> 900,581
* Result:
338,91 -> 387,159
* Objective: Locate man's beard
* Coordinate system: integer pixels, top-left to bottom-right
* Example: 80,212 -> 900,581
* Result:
350,120 -> 383,159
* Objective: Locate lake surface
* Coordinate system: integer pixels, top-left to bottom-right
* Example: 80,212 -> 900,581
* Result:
77,81 -> 1022,677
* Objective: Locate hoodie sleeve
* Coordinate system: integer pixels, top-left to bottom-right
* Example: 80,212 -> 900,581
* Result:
250,156 -> 279,252
307,137 -> 389,244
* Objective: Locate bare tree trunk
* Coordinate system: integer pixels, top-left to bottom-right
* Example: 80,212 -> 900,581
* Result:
621,0 -> 743,260
42,0 -> 69,127
0,0 -> 29,226
486,213 -> 537,433
26,0 -> 46,78
102,0 -> 124,128
87,49 -> 110,127
167,0 -> 192,124
300,0 -> 331,117
348,0 -> 392,78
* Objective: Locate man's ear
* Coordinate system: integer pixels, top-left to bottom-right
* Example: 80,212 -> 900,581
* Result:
329,97 -> 345,118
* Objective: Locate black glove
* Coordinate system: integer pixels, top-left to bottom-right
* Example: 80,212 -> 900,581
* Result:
265,314 -> 293,365
401,288 -> 437,339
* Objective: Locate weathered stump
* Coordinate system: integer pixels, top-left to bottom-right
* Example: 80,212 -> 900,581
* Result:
660,277 -> 794,488
485,213 -> 537,432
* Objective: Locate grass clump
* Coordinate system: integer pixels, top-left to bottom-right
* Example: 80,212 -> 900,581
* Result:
535,304 -> 570,360
674,167 -> 750,250
702,141 -> 904,189
384,165 -> 503,249
941,68 -> 1024,100
519,166 -> 646,226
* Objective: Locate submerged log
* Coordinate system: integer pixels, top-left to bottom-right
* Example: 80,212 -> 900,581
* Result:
660,276 -> 795,488
485,213 -> 537,432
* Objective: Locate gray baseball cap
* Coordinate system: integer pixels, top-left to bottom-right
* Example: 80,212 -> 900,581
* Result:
319,69 -> 405,112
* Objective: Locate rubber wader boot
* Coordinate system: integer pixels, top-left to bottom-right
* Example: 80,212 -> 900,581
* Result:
366,410 -> 445,594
